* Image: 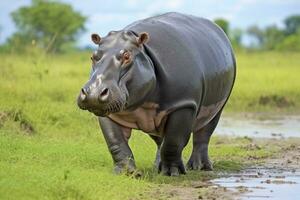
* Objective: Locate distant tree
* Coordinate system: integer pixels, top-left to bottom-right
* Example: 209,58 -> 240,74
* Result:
10,0 -> 86,53
214,18 -> 229,35
263,25 -> 285,50
229,28 -> 243,48
247,25 -> 265,47
247,25 -> 285,50
0,25 -> 2,42
284,15 -> 300,35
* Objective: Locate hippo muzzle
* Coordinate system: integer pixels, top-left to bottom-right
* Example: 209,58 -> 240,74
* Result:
77,74 -> 128,117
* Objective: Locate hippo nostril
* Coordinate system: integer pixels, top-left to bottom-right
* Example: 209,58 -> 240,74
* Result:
81,88 -> 88,95
100,88 -> 108,96
99,88 -> 109,102
80,88 -> 87,101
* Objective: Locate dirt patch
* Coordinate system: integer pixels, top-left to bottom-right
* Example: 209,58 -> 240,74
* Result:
157,182 -> 243,200
0,109 -> 35,134
157,185 -> 199,200
241,143 -> 261,150
0,112 -> 8,126
258,95 -> 295,108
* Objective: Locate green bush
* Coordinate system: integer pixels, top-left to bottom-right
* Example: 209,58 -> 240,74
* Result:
276,33 -> 300,51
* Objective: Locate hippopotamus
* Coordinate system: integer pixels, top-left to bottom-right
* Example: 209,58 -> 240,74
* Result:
77,12 -> 236,176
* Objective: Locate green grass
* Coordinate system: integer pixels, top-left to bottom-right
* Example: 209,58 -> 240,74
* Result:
0,51 -> 297,199
226,51 -> 300,113
0,132 -> 271,200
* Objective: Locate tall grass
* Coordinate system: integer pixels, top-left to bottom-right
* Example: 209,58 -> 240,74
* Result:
226,51 -> 300,112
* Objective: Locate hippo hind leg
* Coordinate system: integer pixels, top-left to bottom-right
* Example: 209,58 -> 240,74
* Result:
187,110 -> 222,171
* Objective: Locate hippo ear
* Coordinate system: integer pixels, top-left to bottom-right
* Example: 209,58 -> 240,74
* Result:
137,32 -> 149,45
91,33 -> 101,45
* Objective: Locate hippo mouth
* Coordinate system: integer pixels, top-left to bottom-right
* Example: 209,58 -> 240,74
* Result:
77,80 -> 129,117
85,99 -> 127,117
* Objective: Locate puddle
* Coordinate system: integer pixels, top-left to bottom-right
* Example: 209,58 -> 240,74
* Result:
212,167 -> 300,200
216,114 -> 300,138
212,114 -> 300,199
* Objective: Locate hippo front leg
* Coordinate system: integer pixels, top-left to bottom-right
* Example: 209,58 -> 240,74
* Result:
159,108 -> 194,176
98,117 -> 136,174
149,135 -> 163,169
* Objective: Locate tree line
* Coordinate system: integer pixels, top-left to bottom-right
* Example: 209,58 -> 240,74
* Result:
214,16 -> 300,51
0,0 -> 299,53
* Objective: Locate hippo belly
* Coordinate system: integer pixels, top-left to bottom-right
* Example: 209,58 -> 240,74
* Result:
108,99 -> 226,136
108,102 -> 169,136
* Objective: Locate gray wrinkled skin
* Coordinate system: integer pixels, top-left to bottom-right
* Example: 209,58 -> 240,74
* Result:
77,12 -> 236,176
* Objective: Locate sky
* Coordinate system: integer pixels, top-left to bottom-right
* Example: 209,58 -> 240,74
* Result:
0,0 -> 299,47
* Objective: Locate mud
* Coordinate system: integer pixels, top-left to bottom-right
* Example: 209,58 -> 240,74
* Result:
213,168 -> 300,199
211,140 -> 300,200
258,95 -> 294,108
159,138 -> 300,200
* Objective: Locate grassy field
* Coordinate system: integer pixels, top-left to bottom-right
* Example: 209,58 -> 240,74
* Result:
0,51 -> 299,199
227,51 -> 300,112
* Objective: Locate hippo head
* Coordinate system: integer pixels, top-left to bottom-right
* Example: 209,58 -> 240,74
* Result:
77,30 -> 156,117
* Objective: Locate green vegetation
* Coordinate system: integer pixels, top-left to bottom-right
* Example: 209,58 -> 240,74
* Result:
214,15 -> 300,51
0,51 -> 297,199
4,0 -> 86,53
214,18 -> 229,35
0,131 -> 272,200
284,15 -> 300,35
246,15 -> 300,50
276,32 -> 300,51
226,51 -> 300,113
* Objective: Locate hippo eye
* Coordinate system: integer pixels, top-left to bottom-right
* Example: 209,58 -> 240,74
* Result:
123,52 -> 130,60
122,51 -> 132,64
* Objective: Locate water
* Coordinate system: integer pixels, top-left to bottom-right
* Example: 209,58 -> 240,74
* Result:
216,114 -> 300,138
212,168 -> 300,200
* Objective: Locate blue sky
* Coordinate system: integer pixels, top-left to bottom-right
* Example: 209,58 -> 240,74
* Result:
0,0 -> 299,46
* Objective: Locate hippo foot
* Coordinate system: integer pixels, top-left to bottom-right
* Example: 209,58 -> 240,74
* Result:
158,160 -> 186,176
186,156 -> 213,171
114,158 -> 137,175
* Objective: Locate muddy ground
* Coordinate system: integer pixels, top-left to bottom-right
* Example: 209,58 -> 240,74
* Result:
153,138 -> 300,200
